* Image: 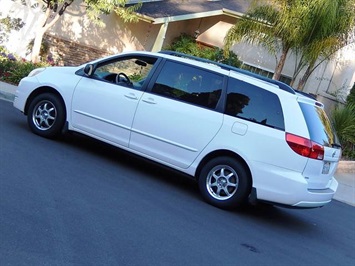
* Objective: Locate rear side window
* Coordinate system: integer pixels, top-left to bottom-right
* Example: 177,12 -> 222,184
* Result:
298,102 -> 340,147
226,78 -> 285,130
151,61 -> 223,109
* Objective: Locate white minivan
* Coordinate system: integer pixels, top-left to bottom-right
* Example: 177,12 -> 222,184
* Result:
14,51 -> 341,209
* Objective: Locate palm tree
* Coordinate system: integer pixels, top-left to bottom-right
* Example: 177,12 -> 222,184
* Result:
292,0 -> 355,90
331,103 -> 355,159
224,0 -> 300,80
224,0 -> 355,88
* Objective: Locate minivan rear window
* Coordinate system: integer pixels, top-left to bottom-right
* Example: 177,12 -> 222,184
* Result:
298,102 -> 340,147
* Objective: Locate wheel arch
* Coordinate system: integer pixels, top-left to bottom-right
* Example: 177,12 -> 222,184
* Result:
195,150 -> 252,185
24,86 -> 66,117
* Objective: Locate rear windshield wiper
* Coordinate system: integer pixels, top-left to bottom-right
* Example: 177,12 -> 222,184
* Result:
331,143 -> 342,149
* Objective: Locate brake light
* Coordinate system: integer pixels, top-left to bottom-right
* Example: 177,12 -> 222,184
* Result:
286,133 -> 324,160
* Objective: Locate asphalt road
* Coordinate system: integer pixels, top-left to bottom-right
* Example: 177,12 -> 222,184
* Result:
1,99 -> 354,266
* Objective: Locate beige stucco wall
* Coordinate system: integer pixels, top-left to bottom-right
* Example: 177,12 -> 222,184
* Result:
40,1 -> 159,53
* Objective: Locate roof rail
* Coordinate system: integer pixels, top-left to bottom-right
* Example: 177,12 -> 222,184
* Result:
159,50 -> 296,94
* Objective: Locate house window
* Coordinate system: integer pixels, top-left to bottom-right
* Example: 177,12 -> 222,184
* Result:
241,63 -> 292,85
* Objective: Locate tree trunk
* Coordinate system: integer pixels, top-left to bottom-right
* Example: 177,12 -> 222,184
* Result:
297,65 -> 312,91
31,29 -> 45,63
272,46 -> 289,80
289,78 -> 295,87
31,15 -> 61,63
30,2 -> 69,63
31,6 -> 50,63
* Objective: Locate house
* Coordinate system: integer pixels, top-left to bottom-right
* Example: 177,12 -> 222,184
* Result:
2,0 -> 354,108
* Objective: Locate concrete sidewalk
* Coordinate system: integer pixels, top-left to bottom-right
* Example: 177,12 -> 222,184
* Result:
1,80 -> 354,206
334,161 -> 355,206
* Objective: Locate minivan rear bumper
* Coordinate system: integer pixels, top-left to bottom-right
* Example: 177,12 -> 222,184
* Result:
291,177 -> 338,208
252,162 -> 339,208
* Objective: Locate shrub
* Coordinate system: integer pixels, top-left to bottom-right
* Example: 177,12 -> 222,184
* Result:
166,34 -> 200,55
165,34 -> 242,68
346,83 -> 355,106
0,47 -> 50,85
331,103 -> 355,160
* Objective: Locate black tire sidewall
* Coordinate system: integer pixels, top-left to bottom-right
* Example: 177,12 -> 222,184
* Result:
27,93 -> 65,138
198,157 -> 251,209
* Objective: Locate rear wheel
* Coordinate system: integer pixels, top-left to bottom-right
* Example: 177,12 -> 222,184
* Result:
27,93 -> 65,138
198,157 -> 251,209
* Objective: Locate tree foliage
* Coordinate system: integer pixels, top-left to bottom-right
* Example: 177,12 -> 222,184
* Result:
83,0 -> 142,26
0,14 -> 25,44
291,0 -> 355,90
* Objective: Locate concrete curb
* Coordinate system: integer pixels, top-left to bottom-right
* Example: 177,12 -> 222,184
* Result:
0,81 -> 16,102
0,91 -> 15,102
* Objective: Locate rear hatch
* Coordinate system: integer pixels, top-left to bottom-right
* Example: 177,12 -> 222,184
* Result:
298,98 -> 342,189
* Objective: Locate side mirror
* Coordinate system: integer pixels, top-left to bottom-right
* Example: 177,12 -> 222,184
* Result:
135,59 -> 147,67
83,64 -> 94,76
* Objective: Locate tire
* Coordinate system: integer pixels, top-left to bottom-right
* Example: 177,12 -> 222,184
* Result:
198,157 -> 251,209
27,93 -> 66,138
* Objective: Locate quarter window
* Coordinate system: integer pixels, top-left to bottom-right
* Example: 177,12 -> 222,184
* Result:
226,78 -> 285,130
151,61 -> 223,109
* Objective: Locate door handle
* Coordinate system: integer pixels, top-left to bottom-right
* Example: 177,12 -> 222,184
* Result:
142,97 -> 157,104
124,93 -> 138,100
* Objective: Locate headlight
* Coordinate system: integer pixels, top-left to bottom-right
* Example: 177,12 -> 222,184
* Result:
28,67 -> 46,77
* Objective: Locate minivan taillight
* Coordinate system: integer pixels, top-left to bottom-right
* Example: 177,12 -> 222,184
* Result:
286,133 -> 324,160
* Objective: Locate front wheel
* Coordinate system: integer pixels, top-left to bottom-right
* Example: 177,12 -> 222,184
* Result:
198,157 -> 251,209
27,93 -> 66,138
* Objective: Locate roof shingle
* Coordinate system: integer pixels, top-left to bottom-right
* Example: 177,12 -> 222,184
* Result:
135,0 -> 251,19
